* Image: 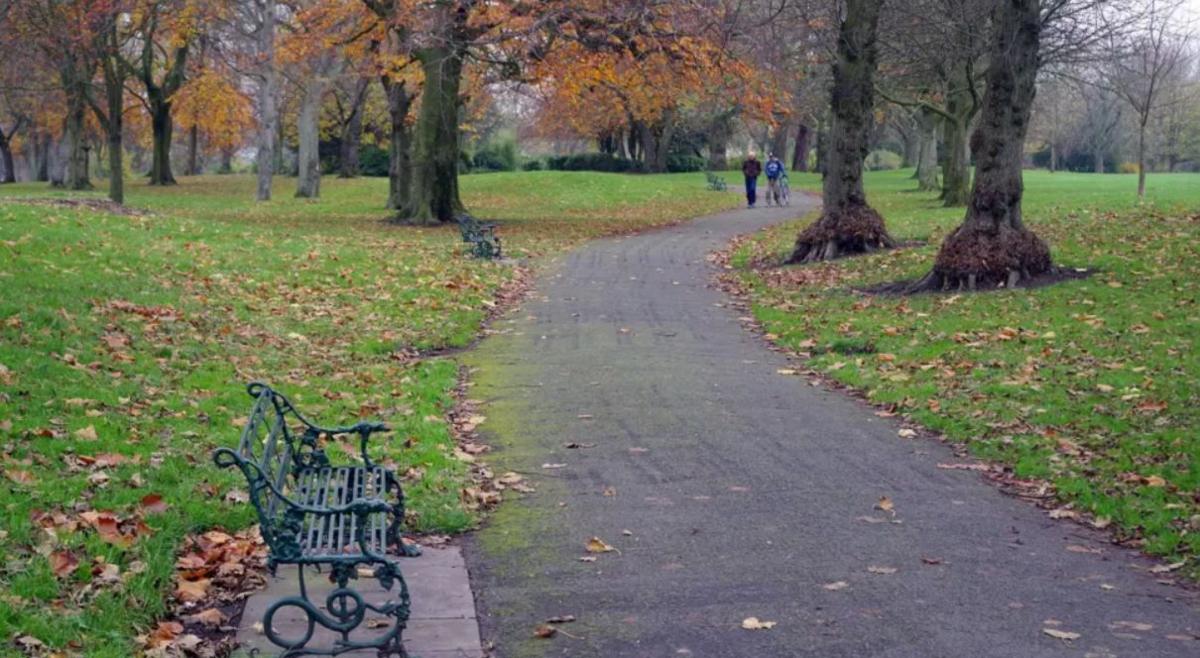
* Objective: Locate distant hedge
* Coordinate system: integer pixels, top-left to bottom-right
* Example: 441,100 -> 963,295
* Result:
545,152 -> 705,173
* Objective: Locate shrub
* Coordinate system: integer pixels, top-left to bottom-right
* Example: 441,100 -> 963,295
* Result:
521,159 -> 544,171
359,145 -> 389,177
546,153 -> 644,173
865,150 -> 902,171
472,138 -> 517,172
666,154 -> 705,173
1118,162 -> 1140,174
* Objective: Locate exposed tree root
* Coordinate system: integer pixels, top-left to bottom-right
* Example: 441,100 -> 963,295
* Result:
788,203 -> 896,264
898,223 -> 1052,293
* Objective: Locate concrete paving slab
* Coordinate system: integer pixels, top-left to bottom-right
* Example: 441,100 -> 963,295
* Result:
235,546 -> 482,657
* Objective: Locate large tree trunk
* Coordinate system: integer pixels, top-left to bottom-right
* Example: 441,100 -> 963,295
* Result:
915,109 -> 939,191
1049,142 -> 1058,172
62,90 -> 92,190
255,0 -> 278,202
339,76 -> 370,178
792,123 -> 810,172
295,76 -> 328,198
912,0 -> 1051,292
102,52 -> 125,204
147,95 -> 176,185
789,0 -> 894,264
382,75 -> 413,211
940,88 -> 973,206
398,32 -> 465,224
219,148 -> 233,174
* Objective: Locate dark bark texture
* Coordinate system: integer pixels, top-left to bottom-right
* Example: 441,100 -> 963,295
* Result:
790,0 -> 894,263
792,123 -> 810,172
915,0 -> 1052,291
382,75 -> 413,211
397,9 -> 467,225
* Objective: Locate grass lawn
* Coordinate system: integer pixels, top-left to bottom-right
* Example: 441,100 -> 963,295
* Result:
0,171 -> 737,656
732,169 -> 1200,572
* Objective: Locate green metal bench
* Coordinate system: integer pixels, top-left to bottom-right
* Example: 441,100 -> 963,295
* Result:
213,382 -> 416,657
705,171 -> 727,191
456,213 -> 501,259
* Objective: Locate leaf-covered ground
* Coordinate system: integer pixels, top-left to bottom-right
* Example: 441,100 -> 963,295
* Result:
730,170 -> 1200,574
0,172 -> 737,656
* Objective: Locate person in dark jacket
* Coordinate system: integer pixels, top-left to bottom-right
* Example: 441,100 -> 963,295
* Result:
742,153 -> 762,208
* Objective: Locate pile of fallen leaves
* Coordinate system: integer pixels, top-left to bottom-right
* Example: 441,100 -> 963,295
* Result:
139,528 -> 267,658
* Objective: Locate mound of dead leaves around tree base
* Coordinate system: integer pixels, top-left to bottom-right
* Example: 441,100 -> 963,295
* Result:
789,204 -> 897,263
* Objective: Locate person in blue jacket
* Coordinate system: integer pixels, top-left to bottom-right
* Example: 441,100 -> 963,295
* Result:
764,153 -> 786,206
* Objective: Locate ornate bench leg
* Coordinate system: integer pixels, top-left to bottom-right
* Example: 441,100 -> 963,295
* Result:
264,563 -> 410,657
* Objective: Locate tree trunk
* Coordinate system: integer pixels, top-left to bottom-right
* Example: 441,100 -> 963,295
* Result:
1136,120 -> 1147,198
148,95 -> 176,185
102,52 -> 124,204
295,77 -> 327,198
1049,142 -> 1057,172
941,112 -> 971,205
219,148 -> 233,174
339,76 -> 370,178
915,109 -> 939,191
187,124 -> 199,176
398,28 -> 466,224
912,0 -> 1051,292
707,114 -> 731,170
255,0 -> 278,202
0,129 -> 15,183
789,0 -> 893,264
769,121 -> 789,160
34,132 -> 50,182
382,75 -> 413,210
792,123 -> 810,172
1094,149 -> 1104,173
63,97 -> 92,190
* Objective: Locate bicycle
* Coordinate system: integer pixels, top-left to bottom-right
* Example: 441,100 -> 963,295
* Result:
767,174 -> 790,207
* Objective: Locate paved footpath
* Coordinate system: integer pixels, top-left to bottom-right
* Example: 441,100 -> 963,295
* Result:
463,199 -> 1198,658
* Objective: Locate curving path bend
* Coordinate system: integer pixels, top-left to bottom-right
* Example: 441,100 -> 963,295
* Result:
462,198 -> 1198,658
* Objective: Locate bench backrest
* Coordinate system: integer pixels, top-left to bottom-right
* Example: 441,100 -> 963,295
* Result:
236,384 -> 295,520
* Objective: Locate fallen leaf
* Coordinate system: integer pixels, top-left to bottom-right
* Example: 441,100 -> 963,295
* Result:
542,463 -> 567,469
1144,475 -> 1167,487
546,615 -> 577,624
921,556 -> 944,565
897,429 -> 917,439
74,425 -> 99,441
1108,621 -> 1153,632
822,581 -> 849,591
175,578 -> 210,602
867,565 -> 897,575
585,537 -> 615,553
49,550 -> 79,578
776,368 -> 797,376
875,496 -> 895,515
741,617 -> 776,630
1149,561 -> 1185,574
140,493 -> 169,514
1042,628 -> 1081,641
184,608 -> 227,627
533,624 -> 557,638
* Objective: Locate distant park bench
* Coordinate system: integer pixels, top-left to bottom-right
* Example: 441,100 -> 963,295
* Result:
213,383 -> 416,656
456,213 -> 502,259
705,171 -> 727,191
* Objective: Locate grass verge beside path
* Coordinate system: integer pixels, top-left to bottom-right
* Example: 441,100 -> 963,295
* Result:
730,170 -> 1200,574
0,172 -> 737,656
